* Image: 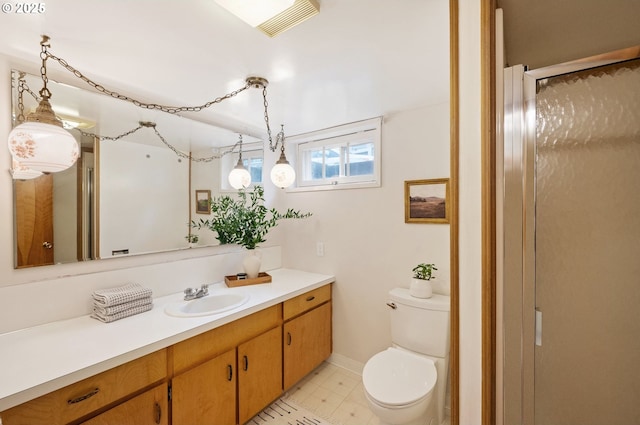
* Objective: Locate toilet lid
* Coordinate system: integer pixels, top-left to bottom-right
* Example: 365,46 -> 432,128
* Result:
363,347 -> 437,407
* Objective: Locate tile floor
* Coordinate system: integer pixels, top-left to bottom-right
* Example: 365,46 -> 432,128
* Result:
286,362 -> 450,425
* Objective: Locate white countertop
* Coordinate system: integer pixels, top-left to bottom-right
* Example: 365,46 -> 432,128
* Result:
0,268 -> 334,411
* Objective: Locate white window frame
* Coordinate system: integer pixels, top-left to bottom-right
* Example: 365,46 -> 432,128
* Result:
287,117 -> 382,192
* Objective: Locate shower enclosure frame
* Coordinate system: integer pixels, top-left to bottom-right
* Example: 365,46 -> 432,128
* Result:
498,45 -> 640,425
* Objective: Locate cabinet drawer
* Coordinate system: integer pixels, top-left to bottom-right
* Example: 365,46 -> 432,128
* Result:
172,304 -> 281,374
79,383 -> 168,425
283,284 -> 332,321
0,349 -> 167,425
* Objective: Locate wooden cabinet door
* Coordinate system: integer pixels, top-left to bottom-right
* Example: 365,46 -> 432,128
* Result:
284,302 -> 332,390
237,326 -> 282,424
14,174 -> 54,267
172,349 -> 236,425
80,383 -> 168,425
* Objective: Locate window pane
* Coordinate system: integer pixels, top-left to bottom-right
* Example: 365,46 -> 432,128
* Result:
292,117 -> 381,190
325,146 -> 341,178
307,147 -> 324,180
246,157 -> 263,183
348,142 -> 374,176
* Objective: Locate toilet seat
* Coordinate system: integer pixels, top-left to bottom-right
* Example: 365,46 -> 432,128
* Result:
363,347 -> 437,408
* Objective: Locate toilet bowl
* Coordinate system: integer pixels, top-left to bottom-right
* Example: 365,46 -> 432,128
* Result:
363,347 -> 437,425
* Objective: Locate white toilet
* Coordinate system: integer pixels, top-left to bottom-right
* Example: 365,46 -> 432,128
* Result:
363,288 -> 450,425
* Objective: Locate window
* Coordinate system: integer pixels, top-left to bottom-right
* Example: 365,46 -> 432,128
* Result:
290,117 -> 381,191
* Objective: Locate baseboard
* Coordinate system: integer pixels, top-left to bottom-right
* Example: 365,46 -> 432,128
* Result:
326,352 -> 365,375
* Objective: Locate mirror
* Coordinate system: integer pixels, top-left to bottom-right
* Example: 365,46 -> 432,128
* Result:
10,70 -> 263,268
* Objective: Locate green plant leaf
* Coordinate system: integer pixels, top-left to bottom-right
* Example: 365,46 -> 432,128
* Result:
190,185 -> 312,249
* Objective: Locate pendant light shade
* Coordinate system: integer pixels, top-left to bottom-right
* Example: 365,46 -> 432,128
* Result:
268,124 -> 296,189
8,36 -> 79,174
10,159 -> 43,180
228,159 -> 252,189
8,97 -> 79,174
228,134 -> 252,189
270,150 -> 296,189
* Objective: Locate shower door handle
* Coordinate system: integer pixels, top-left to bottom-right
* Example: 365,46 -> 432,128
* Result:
535,309 -> 543,346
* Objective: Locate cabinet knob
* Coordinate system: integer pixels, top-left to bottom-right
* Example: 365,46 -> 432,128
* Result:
243,355 -> 249,371
306,295 -> 316,302
287,332 -> 292,346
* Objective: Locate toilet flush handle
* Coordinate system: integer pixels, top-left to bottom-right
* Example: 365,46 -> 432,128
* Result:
386,302 -> 397,309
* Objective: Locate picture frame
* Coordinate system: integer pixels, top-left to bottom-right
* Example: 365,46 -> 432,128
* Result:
195,190 -> 211,214
404,178 -> 449,223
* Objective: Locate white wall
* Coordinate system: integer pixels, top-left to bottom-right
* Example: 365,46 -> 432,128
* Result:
277,104 -> 451,365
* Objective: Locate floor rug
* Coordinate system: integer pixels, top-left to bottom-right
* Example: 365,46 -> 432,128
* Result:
247,397 -> 333,425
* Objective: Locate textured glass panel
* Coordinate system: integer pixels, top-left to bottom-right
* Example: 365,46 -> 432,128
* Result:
534,60 -> 640,425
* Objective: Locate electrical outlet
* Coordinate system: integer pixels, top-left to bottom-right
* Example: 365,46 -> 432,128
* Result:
316,241 -> 324,257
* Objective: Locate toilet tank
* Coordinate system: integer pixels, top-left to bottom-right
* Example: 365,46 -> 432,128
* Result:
389,288 -> 450,358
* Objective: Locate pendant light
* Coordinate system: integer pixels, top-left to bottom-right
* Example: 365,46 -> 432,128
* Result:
8,36 -> 79,174
269,124 -> 296,189
8,36 -> 301,185
228,135 -> 252,189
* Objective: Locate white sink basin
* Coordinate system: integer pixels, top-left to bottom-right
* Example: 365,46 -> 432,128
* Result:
165,292 -> 250,317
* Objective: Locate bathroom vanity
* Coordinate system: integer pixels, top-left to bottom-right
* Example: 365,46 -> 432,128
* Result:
0,268 -> 334,425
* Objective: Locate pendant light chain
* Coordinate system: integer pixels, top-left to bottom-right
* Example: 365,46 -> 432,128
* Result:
15,77 -> 26,123
262,86 -> 284,152
42,44 -> 252,114
74,122 -> 242,163
38,36 -> 52,100
13,36 -> 293,176
16,74 -> 240,163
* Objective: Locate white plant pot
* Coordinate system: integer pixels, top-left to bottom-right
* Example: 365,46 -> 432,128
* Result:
243,249 -> 262,279
410,278 -> 433,298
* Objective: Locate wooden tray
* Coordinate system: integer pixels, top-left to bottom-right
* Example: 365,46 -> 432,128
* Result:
225,272 -> 272,287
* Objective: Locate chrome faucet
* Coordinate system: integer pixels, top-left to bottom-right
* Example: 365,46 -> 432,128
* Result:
184,284 -> 209,300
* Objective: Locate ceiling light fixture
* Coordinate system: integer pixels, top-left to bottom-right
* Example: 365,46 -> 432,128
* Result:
215,0 -> 294,26
215,0 -> 320,37
228,134 -> 252,189
269,125 -> 296,189
7,37 -> 79,174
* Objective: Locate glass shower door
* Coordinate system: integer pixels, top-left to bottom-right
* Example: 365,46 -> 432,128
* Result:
533,59 -> 640,425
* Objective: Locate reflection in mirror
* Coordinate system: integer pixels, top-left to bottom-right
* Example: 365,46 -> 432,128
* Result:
10,70 -> 263,268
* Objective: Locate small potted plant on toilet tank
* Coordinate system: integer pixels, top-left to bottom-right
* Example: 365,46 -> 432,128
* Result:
410,263 -> 437,298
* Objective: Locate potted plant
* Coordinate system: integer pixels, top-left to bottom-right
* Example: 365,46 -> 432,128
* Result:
185,233 -> 199,247
410,263 -> 437,298
192,185 -> 311,277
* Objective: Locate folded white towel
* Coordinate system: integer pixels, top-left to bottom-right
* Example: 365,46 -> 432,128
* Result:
93,296 -> 152,316
92,283 -> 152,307
90,302 -> 153,323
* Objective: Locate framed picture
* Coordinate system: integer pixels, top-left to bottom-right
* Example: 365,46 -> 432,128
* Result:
404,178 -> 449,223
195,190 -> 211,214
